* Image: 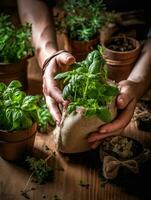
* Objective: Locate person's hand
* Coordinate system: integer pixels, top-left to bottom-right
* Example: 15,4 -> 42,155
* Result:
88,80 -> 139,149
42,51 -> 75,124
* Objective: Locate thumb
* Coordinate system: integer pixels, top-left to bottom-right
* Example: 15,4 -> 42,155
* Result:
57,52 -> 76,66
117,93 -> 132,109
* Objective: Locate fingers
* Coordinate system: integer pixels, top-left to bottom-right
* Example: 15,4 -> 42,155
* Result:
117,82 -> 133,109
43,78 -> 69,123
87,96 -> 136,148
43,70 -> 65,103
42,52 -> 75,124
56,52 -> 75,66
88,128 -> 122,143
89,141 -> 101,149
45,95 -> 61,123
88,129 -> 123,149
99,97 -> 136,134
87,80 -> 137,150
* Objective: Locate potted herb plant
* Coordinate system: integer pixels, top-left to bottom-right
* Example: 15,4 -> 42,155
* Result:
53,48 -> 119,153
0,80 -> 54,161
0,13 -> 33,90
102,35 -> 141,82
55,0 -> 110,61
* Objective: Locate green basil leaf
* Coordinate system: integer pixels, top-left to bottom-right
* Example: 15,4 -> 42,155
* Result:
0,82 -> 7,93
12,90 -> 26,104
62,84 -> 73,100
21,95 -> 39,111
103,85 -> 119,96
89,60 -> 101,74
54,71 -> 72,80
85,108 -> 96,118
11,109 -> 23,130
67,104 -> 76,114
8,80 -> 22,89
21,114 -> 33,129
97,107 -> 112,122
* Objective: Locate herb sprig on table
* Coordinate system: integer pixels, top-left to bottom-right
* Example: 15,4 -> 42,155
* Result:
55,48 -> 119,122
25,155 -> 54,184
21,150 -> 55,199
0,13 -> 33,63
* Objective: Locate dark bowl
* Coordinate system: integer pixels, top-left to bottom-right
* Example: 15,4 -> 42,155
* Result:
100,135 -> 143,161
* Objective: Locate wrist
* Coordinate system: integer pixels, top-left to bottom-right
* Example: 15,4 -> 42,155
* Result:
118,80 -> 141,102
42,50 -> 69,75
36,42 -> 58,68
127,79 -> 147,100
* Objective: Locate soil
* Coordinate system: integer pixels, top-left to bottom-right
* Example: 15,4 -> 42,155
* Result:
101,136 -> 142,159
107,37 -> 135,52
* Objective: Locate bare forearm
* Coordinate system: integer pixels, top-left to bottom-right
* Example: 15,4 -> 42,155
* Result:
17,0 -> 58,68
128,39 -> 151,99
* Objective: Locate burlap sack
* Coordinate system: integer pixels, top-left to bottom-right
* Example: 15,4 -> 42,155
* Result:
53,101 -> 117,153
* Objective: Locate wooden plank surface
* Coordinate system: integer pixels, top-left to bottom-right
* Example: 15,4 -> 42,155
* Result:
0,56 -> 151,200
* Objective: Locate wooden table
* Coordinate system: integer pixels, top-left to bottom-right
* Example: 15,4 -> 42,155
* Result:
0,57 -> 151,200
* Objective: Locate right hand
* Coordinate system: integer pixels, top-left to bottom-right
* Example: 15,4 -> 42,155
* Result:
88,80 -> 139,148
42,51 -> 75,124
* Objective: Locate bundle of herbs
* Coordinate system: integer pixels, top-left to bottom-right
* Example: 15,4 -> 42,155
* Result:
53,48 -> 119,153
0,80 -> 55,132
0,13 -> 33,63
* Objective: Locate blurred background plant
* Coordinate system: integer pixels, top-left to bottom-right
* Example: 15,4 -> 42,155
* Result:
0,13 -> 33,63
55,0 -> 113,41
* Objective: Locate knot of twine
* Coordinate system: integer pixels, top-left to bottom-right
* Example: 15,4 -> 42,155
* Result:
103,155 -> 139,179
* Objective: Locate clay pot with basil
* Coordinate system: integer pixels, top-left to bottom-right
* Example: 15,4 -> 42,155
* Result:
0,123 -> 37,161
102,36 -> 141,82
69,37 -> 100,61
0,58 -> 29,91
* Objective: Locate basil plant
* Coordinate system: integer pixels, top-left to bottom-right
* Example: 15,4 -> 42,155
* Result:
0,80 -> 55,132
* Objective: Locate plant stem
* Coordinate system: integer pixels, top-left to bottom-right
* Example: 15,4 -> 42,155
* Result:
44,150 -> 55,162
23,172 -> 34,192
22,149 -> 55,193
83,75 -> 89,99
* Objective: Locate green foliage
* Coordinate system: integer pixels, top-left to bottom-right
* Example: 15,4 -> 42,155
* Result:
55,48 -> 119,122
79,180 -> 90,188
51,195 -> 62,200
55,0 -> 111,41
0,13 -> 33,63
26,156 -> 53,184
0,80 -> 55,132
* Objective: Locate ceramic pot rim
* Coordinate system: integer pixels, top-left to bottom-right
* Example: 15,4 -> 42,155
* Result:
103,36 -> 141,55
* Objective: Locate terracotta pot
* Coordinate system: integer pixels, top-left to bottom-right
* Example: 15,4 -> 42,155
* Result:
102,36 -> 141,82
0,123 -> 37,161
0,58 -> 29,90
69,37 -> 100,61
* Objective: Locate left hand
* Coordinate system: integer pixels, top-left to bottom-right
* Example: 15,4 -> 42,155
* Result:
88,80 -> 138,149
43,51 -> 75,124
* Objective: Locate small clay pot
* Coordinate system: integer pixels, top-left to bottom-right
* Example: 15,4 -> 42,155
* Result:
69,37 -> 100,61
0,58 -> 29,91
103,36 -> 141,82
0,123 -> 37,161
